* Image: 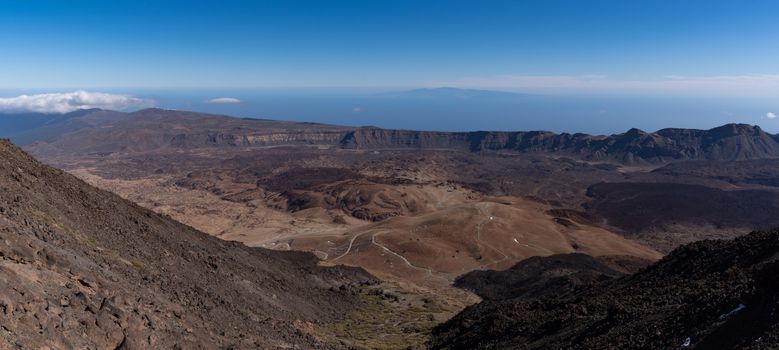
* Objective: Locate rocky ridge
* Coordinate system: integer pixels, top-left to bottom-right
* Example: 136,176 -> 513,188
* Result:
22,108 -> 779,164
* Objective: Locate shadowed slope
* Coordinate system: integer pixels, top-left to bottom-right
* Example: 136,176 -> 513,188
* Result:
431,230 -> 779,349
453,253 -> 631,301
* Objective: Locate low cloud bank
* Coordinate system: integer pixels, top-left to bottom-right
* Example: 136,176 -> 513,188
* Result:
0,91 -> 152,114
206,97 -> 241,104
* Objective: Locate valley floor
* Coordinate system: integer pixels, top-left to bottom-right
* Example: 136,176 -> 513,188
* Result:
61,156 -> 662,347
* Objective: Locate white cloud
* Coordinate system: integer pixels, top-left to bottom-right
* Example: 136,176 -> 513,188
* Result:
768,112 -> 777,119
352,107 -> 364,112
206,97 -> 241,104
0,91 -> 151,114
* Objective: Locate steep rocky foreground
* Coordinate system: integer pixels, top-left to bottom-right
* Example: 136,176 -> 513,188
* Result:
431,230 -> 779,349
0,139 -> 376,349
22,108 -> 779,164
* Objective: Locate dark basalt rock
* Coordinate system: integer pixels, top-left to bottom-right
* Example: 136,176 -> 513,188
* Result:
454,253 -> 625,301
430,230 -> 779,349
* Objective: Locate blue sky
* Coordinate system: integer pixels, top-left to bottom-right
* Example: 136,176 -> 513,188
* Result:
1,0 -> 779,94
0,1 -> 778,133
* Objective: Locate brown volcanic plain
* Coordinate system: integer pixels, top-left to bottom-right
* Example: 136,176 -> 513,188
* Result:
17,108 -> 779,346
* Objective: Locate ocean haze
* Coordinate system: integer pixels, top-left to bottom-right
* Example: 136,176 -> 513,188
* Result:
1,88 -> 777,135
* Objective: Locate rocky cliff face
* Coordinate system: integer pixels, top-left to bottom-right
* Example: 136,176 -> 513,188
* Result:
342,124 -> 779,163
339,128 -> 476,150
21,108 -> 779,164
0,139 -> 374,349
168,129 -> 347,148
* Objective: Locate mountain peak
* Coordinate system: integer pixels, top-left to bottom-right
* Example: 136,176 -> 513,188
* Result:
131,107 -> 171,114
624,127 -> 648,137
708,123 -> 764,137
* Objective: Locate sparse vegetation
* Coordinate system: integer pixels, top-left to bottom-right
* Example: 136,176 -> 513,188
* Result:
30,209 -> 92,245
318,284 -> 449,349
130,259 -> 147,271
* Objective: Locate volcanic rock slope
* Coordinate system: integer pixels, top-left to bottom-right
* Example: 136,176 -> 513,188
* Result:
0,139 -> 375,349
430,230 -> 779,349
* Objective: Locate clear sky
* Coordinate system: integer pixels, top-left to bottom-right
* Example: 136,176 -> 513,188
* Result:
1,0 -> 778,133
2,0 -> 779,95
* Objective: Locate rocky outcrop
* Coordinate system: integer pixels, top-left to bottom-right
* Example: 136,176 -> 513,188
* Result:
431,230 -> 779,349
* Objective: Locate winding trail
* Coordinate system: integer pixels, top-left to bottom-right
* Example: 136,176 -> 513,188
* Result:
474,202 -> 510,269
330,228 -> 451,283
330,201 -> 516,281
331,231 -> 364,261
371,230 -> 435,275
